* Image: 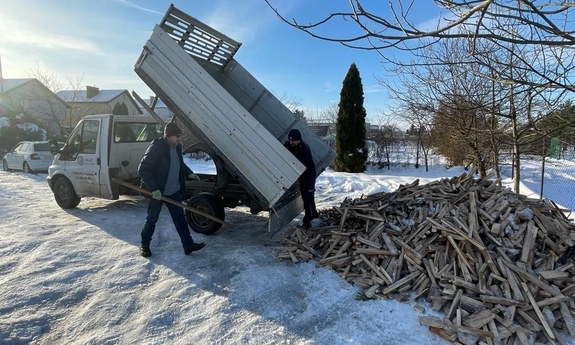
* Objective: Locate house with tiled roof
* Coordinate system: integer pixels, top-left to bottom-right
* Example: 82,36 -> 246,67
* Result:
57,86 -> 142,128
0,78 -> 69,135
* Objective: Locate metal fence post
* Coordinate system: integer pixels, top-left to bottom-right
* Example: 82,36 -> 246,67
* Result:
539,137 -> 548,200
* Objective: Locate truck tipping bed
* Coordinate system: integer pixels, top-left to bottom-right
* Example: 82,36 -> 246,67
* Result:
135,5 -> 336,233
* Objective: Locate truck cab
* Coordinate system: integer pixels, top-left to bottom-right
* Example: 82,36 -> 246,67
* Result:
47,114 -> 163,208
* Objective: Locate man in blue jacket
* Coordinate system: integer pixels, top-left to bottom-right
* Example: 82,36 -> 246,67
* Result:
137,122 -> 205,257
285,128 -> 319,229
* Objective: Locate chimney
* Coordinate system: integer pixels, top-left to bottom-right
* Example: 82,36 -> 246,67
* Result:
86,86 -> 99,98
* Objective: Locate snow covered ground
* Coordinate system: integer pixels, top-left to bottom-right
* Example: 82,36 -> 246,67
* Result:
0,157 -> 573,344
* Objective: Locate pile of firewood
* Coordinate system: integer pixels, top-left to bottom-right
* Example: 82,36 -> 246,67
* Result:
275,169 -> 575,345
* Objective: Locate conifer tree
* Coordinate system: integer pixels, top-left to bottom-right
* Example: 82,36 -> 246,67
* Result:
334,63 -> 367,172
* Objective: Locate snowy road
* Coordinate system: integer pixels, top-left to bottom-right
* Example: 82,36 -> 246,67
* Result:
0,170 -> 451,345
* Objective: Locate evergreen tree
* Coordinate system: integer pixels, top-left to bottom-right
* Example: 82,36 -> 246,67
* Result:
538,101 -> 575,145
293,109 -> 306,124
334,63 -> 367,172
112,102 -> 129,115
0,112 -> 43,153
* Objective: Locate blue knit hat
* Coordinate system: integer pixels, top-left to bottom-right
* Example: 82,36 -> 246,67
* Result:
288,129 -> 302,141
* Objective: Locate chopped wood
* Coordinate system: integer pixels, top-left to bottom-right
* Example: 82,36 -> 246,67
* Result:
381,270 -> 420,295
381,232 -> 399,255
356,235 -> 382,248
447,289 -> 464,320
539,270 -> 569,281
464,309 -> 496,329
521,282 -> 556,341
519,220 -> 538,264
413,303 -> 426,313
354,247 -> 391,256
419,316 -> 495,338
429,326 -> 458,342
364,284 -> 379,299
559,301 -> 575,337
535,295 -> 570,308
479,295 -> 526,307
274,172 -> 575,343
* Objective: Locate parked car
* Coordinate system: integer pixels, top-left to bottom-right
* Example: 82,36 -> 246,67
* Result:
2,141 -> 63,173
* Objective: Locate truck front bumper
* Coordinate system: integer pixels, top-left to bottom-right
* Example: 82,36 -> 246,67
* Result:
46,176 -> 54,192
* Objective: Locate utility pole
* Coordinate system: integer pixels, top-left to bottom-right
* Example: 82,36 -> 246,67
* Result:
0,52 -> 4,93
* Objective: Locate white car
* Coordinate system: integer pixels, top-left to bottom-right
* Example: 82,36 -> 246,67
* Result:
3,141 -> 62,173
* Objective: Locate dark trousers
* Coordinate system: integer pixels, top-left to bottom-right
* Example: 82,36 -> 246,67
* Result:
141,191 -> 194,249
300,178 -> 317,225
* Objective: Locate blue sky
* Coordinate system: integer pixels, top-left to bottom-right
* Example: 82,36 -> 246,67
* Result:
0,0 -> 440,123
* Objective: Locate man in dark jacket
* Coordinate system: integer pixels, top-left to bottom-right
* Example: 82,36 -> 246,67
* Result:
285,128 -> 319,229
137,122 -> 205,257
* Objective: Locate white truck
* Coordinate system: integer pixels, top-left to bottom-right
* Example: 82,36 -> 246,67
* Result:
47,5 -> 336,235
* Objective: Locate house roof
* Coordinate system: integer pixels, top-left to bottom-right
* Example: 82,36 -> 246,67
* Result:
309,124 -> 330,137
149,98 -> 168,108
0,78 -> 34,93
56,89 -> 126,103
0,78 -> 70,109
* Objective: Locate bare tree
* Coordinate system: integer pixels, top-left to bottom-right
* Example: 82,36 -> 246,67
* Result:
381,37 -> 504,177
369,116 -> 403,169
265,1 -> 575,47
319,102 -> 339,124
27,64 -> 88,134
265,1 -> 575,92
27,64 -> 66,136
402,108 -> 433,171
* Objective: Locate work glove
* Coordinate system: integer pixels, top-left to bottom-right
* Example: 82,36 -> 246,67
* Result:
188,173 -> 201,182
151,190 -> 162,200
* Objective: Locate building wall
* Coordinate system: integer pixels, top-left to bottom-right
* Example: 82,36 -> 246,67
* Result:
2,80 -> 67,135
63,93 -> 142,129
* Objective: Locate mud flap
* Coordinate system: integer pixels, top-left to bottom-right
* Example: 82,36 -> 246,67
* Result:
268,191 -> 303,237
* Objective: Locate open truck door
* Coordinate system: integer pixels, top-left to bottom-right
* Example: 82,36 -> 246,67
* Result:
61,118 -> 103,197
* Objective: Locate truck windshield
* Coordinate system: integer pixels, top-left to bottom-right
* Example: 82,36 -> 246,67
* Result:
114,122 -> 163,143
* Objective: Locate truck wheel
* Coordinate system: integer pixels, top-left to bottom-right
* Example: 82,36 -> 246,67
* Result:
185,193 -> 225,235
54,178 -> 81,209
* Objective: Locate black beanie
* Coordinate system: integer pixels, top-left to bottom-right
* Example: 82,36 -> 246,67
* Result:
288,129 -> 302,141
164,122 -> 182,137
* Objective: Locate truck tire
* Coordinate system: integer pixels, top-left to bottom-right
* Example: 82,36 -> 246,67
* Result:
185,193 -> 225,235
54,177 -> 81,209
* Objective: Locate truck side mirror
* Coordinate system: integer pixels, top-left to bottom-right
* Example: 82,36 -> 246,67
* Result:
48,139 -> 61,155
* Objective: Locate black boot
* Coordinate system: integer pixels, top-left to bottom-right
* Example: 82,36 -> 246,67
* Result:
184,242 -> 206,255
140,246 -> 152,258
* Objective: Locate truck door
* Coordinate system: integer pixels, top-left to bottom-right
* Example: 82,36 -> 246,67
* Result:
66,119 -> 102,197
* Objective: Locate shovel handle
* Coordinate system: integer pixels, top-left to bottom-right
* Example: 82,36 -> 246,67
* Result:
112,178 -> 227,226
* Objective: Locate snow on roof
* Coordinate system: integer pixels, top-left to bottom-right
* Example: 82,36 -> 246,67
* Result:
0,78 -> 34,92
57,89 -> 126,103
